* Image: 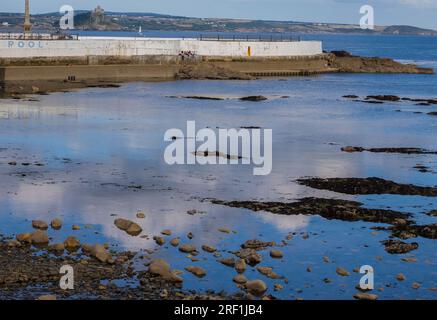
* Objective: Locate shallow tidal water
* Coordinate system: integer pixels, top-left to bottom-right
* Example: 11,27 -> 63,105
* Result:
0,71 -> 436,299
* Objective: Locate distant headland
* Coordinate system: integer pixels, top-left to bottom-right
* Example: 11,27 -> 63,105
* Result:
1,9 -> 437,36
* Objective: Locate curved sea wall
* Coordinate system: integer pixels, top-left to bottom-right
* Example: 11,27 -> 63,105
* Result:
0,37 -> 323,59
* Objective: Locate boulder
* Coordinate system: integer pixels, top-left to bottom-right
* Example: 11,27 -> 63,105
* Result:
32,220 -> 48,230
64,236 -> 81,252
245,280 -> 268,297
185,266 -> 207,278
148,259 -> 183,283
235,259 -> 247,274
16,233 -> 32,243
51,218 -> 63,230
114,218 -> 142,236
30,230 -> 49,245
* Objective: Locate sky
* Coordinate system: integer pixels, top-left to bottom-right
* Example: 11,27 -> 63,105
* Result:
2,0 -> 437,30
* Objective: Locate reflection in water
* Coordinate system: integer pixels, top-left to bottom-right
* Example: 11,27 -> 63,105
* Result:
0,76 -> 436,299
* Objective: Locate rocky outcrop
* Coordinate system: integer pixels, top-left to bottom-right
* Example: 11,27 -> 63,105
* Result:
327,51 -> 434,74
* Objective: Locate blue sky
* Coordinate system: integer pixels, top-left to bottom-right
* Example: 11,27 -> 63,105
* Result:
3,0 -> 437,30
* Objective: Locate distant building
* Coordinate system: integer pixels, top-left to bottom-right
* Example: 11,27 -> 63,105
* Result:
2,22 -> 9,26
91,5 -> 105,25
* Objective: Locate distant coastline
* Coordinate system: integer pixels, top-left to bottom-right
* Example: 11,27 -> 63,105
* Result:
1,10 -> 437,36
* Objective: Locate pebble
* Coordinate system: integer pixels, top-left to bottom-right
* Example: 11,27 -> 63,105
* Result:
219,258 -> 236,267
274,284 -> 283,291
170,238 -> 180,247
161,230 -> 172,236
202,245 -> 216,253
412,282 -> 421,289
396,273 -> 406,281
336,267 -> 350,277
233,274 -> 248,284
353,292 -> 378,300
270,250 -> 283,259
218,228 -> 231,234
153,236 -> 166,246
136,212 -> 146,219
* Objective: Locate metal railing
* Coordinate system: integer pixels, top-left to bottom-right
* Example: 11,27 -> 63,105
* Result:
0,32 -> 79,40
198,34 -> 301,42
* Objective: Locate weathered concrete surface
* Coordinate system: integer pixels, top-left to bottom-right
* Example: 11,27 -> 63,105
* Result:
0,37 -> 323,59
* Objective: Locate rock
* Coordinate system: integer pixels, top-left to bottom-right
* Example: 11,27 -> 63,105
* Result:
366,95 -> 401,102
48,243 -> 65,252
428,112 -> 437,116
179,244 -> 197,253
72,225 -> 81,231
233,274 -> 248,284
136,212 -> 146,219
176,64 -> 254,81
220,258 -> 236,267
153,236 -> 166,246
257,266 -> 272,276
218,228 -> 231,234
30,230 -> 49,245
382,240 -> 419,254
343,95 -> 359,99
32,220 -> 48,230
336,267 -> 350,277
402,257 -> 418,263
93,244 -> 112,263
426,210 -> 437,217
341,146 -> 364,153
185,266 -> 207,278
8,240 -> 20,247
412,282 -> 421,289
187,232 -> 194,239
82,243 -> 94,254
270,250 -> 283,259
396,273 -> 406,281
114,218 -> 142,236
148,259 -> 183,283
64,236 -> 81,252
161,229 -> 172,236
240,96 -> 268,102
16,233 -> 32,243
274,284 -> 283,291
353,292 -> 378,300
38,295 -> 57,301
202,245 -> 216,253
235,259 -> 247,274
242,239 -> 275,250
51,218 -> 63,230
234,248 -> 262,266
323,256 -> 330,263
170,238 -> 180,247
245,280 -> 268,297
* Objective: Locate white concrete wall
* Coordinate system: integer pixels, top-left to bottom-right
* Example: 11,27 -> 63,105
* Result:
0,36 -> 322,58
